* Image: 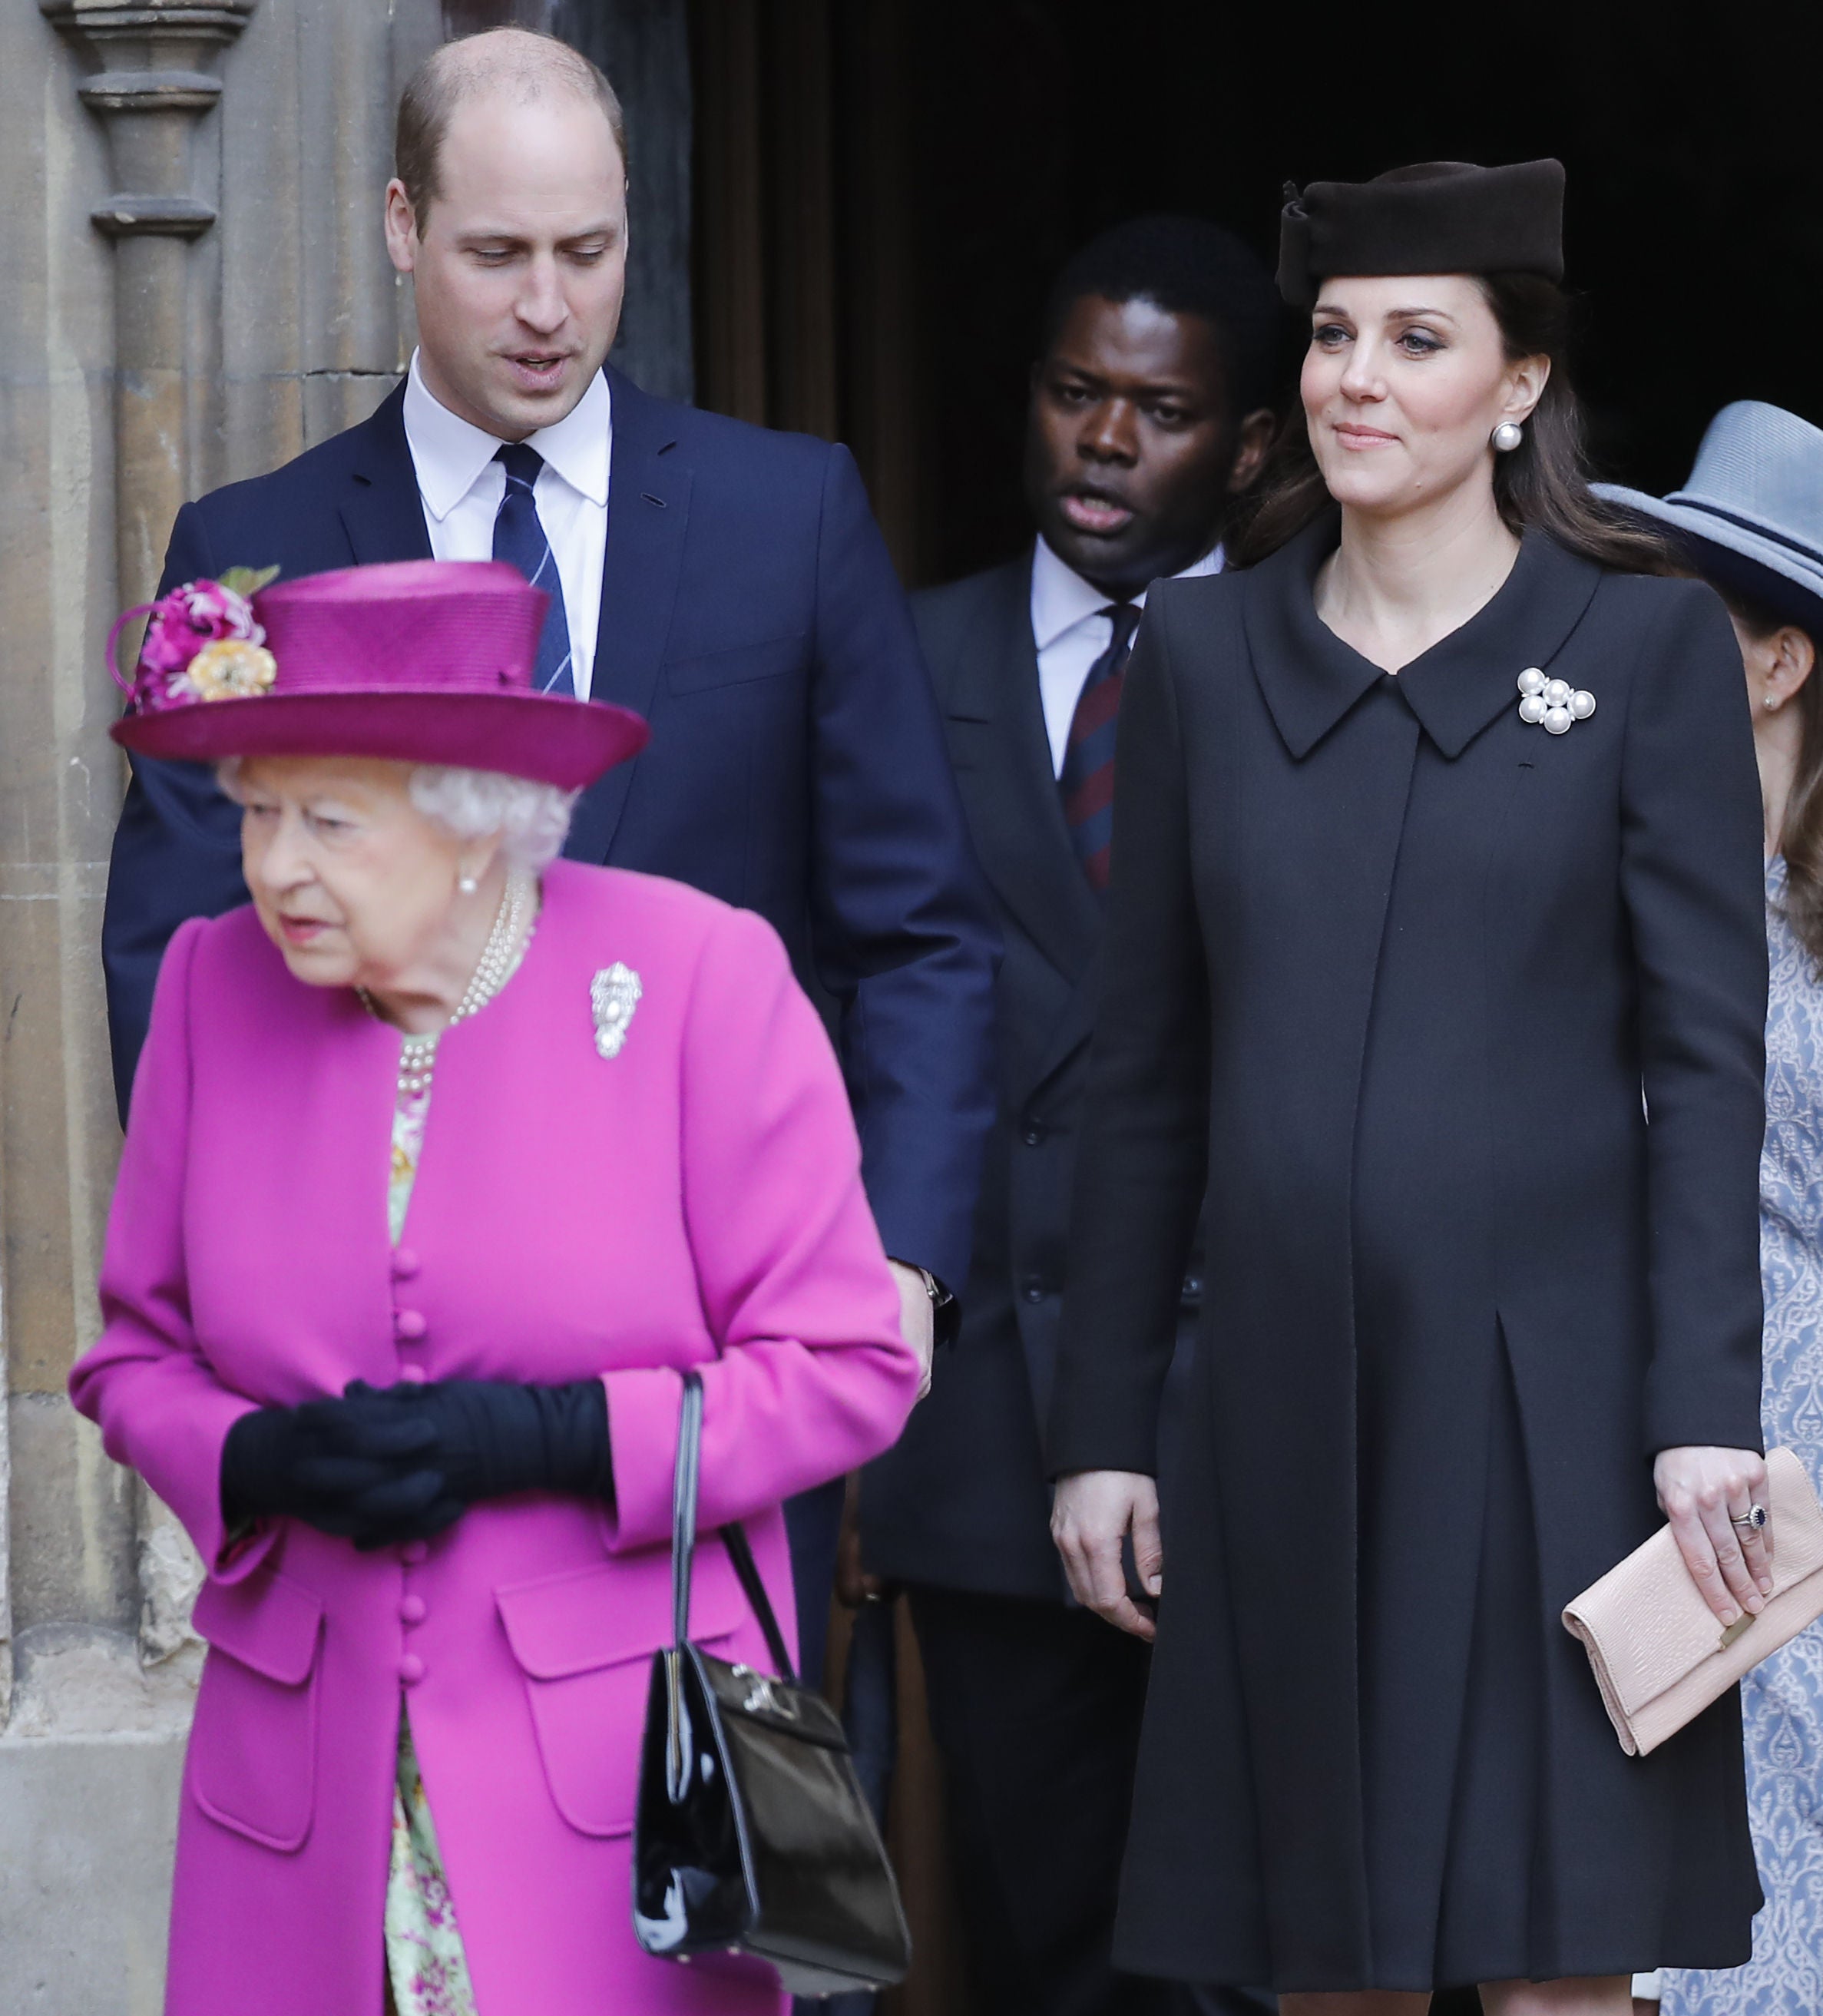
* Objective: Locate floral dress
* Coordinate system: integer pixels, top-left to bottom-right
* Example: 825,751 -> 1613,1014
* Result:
382,1071 -> 480,2016
1662,857 -> 1823,2016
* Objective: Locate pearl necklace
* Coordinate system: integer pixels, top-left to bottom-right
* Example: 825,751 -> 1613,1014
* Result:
359,871 -> 537,1101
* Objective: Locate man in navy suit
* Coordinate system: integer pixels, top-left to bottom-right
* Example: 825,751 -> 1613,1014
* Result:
859,218 -> 1281,2016
101,27 -> 997,1683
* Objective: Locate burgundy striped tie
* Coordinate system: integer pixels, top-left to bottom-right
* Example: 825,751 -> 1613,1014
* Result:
1060,603 -> 1141,889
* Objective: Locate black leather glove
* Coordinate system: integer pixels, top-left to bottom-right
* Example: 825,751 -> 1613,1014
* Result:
220,1395 -> 444,1540
337,1377 -> 614,1545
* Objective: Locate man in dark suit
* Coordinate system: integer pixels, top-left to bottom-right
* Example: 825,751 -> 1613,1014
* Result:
101,28 -> 996,1683
859,218 -> 1280,2016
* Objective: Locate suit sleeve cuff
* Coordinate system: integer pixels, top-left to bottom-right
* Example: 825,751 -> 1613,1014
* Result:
597,1366 -> 683,1553
1643,1380 -> 1765,1461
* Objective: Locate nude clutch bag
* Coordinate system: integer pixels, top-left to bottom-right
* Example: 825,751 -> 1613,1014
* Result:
1563,1446 -> 1823,1756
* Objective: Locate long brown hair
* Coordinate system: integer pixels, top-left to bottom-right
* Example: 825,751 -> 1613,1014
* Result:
1228,274 -> 1673,575
1723,584 -> 1823,965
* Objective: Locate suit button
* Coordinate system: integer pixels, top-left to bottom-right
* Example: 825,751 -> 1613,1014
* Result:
1022,1279 -> 1047,1304
1021,1122 -> 1047,1147
401,1540 -> 429,1565
392,1249 -> 421,1280
395,1309 -> 427,1341
399,1594 -> 427,1626
396,1363 -> 428,1385
399,1654 -> 425,1687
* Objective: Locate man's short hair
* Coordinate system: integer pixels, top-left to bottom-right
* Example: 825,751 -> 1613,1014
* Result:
395,28 -> 626,234
1039,215 -> 1283,417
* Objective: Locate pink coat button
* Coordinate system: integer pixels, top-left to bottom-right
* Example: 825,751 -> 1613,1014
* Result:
399,1654 -> 425,1686
397,1364 -> 428,1385
394,1309 -> 427,1341
392,1249 -> 421,1279
400,1540 -> 429,1564
399,1594 -> 427,1626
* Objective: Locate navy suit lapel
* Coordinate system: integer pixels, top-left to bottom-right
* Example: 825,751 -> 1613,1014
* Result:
951,555 -> 1101,986
338,384 -> 435,564
566,368 -> 691,865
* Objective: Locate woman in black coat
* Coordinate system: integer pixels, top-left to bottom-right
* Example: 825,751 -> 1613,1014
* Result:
1047,161 -> 1773,2016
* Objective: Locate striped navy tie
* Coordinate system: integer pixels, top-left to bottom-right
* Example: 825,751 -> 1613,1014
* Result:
1060,603 -> 1141,889
491,442 -> 576,697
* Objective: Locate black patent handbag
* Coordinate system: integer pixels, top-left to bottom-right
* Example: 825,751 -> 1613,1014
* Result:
630,1371 -> 912,1996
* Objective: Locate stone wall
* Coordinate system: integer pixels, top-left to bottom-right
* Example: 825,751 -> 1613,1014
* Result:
0,4 -> 690,2006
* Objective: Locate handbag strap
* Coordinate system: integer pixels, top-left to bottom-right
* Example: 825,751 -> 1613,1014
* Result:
724,1521 -> 796,1682
670,1372 -> 704,1651
673,1371 -> 799,1683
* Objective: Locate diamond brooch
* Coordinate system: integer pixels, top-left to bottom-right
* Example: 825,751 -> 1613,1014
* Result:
591,963 -> 643,1060
1517,667 -> 1595,735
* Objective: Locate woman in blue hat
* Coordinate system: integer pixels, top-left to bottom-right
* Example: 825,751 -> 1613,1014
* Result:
1601,405 -> 1823,2016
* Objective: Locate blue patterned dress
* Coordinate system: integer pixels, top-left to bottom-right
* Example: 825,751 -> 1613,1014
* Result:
1662,856 -> 1823,2016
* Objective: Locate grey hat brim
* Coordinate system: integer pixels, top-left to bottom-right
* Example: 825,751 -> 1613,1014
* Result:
1593,481 -> 1823,631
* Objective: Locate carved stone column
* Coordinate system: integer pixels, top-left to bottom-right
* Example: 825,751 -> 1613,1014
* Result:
41,2 -> 255,611
36,0 -> 256,1698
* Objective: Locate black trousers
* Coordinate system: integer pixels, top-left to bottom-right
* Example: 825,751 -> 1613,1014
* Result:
908,1587 -> 1270,2016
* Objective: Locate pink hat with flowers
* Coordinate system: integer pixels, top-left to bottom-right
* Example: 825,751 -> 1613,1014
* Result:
108,559 -> 648,790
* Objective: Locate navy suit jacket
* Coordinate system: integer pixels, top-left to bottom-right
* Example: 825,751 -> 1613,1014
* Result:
861,554 -> 1200,1599
102,371 -> 999,1292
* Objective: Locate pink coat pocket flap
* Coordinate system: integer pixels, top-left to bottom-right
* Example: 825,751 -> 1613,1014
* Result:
191,1566 -> 324,1685
497,1543 -> 747,1680
498,1545 -> 752,1839
188,1567 -> 324,1851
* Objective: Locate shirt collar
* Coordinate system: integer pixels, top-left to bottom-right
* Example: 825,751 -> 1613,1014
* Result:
402,353 -> 613,522
1030,534 -> 1224,654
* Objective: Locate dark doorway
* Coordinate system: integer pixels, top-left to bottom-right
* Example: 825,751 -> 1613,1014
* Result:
692,0 -> 1823,589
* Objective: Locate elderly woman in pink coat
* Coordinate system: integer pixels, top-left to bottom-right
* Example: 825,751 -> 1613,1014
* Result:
69,559 -> 921,2016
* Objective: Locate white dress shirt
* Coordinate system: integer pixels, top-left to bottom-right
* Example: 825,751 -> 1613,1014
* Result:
1030,535 -> 1225,776
401,353 -> 612,696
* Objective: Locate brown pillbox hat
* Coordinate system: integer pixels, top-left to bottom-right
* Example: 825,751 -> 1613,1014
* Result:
1276,159 -> 1566,306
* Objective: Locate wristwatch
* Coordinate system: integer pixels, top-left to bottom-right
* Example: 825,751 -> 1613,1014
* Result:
913,1266 -> 960,1350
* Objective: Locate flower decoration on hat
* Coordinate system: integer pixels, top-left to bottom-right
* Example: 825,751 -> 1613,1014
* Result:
1517,666 -> 1595,735
105,558 -> 652,791
108,566 -> 280,715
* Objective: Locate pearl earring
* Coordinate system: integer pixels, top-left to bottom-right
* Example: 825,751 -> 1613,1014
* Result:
1765,696 -> 1781,713
458,873 -> 479,894
1491,422 -> 1524,453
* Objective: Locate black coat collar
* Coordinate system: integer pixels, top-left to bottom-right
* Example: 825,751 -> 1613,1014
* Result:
1243,511 -> 1603,760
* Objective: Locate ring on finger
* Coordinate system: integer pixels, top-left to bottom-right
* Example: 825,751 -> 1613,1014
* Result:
1730,1504 -> 1769,1531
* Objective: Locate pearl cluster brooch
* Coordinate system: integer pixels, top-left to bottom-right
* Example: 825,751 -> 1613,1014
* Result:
1517,667 -> 1596,735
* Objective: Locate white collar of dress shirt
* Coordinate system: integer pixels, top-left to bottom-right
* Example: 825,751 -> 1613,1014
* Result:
402,351 -> 613,522
1029,534 -> 1225,653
